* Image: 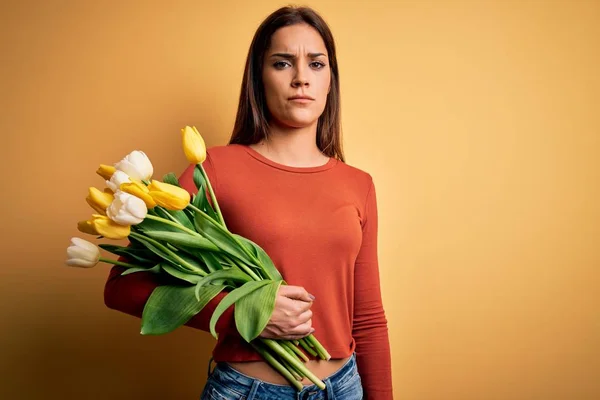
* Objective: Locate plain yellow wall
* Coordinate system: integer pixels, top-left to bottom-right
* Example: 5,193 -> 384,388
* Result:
1,1 -> 598,399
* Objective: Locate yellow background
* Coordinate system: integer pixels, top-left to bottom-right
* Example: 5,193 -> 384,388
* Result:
1,1 -> 598,399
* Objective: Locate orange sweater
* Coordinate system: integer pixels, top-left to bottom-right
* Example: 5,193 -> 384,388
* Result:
104,144 -> 392,398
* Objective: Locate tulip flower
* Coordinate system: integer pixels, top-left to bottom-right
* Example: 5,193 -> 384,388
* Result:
115,150 -> 153,181
120,181 -> 157,209
106,170 -> 131,193
147,180 -> 190,210
77,219 -> 98,236
107,191 -> 147,225
77,215 -> 131,239
65,237 -> 100,268
181,125 -> 206,164
86,187 -> 114,215
96,164 -> 116,180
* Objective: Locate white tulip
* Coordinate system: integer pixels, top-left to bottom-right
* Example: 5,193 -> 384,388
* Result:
106,170 -> 131,192
107,191 -> 147,225
114,150 -> 153,181
66,237 -> 100,268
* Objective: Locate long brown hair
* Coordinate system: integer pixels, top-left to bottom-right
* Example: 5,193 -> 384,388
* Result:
228,6 -> 344,162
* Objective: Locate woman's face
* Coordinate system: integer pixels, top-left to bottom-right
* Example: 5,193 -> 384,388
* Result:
262,23 -> 331,129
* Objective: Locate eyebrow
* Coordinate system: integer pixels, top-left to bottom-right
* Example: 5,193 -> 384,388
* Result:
269,52 -> 327,59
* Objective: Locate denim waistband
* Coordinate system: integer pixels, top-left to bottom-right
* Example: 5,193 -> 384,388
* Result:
211,352 -> 358,398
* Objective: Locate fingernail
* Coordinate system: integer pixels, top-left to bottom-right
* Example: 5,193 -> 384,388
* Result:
310,328 -> 316,334
309,294 -> 315,300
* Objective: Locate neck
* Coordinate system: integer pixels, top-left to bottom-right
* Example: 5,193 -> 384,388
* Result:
252,120 -> 329,168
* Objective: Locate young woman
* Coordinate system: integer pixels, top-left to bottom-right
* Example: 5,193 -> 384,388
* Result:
104,6 -> 393,400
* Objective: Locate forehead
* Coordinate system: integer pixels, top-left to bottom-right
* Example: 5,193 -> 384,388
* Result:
268,23 -> 327,54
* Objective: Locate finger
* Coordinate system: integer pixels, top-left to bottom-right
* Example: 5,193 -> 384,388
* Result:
289,321 -> 313,337
294,309 -> 313,325
280,285 -> 315,302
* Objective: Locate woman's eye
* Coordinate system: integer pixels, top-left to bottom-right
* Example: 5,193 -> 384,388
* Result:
274,61 -> 291,69
311,61 -> 326,69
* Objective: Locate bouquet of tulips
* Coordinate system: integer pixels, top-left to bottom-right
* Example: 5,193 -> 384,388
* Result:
66,126 -> 330,391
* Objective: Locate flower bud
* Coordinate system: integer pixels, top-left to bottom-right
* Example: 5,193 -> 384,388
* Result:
115,150 -> 153,181
106,170 -> 131,193
107,191 -> 148,225
181,125 -> 206,164
91,214 -> 131,239
120,181 -> 156,209
96,164 -> 116,180
66,237 -> 100,268
86,187 -> 114,215
148,180 -> 190,210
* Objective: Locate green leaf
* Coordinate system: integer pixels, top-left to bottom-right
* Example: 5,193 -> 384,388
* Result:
194,268 -> 253,300
137,215 -> 181,233
193,211 -> 254,265
162,172 -> 180,187
144,231 -> 219,251
128,233 -> 204,274
99,244 -> 158,265
153,207 -> 195,232
233,234 -> 282,281
120,264 -> 162,276
235,280 -> 283,342
141,284 -> 225,335
199,251 -> 224,273
209,280 -> 272,339
162,264 -> 203,284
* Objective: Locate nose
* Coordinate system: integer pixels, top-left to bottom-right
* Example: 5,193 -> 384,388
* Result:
291,63 -> 309,88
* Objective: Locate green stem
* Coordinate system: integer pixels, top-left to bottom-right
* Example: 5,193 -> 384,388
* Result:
281,340 -> 309,363
199,163 -> 227,229
226,254 -> 262,282
306,335 -> 331,360
98,257 -> 139,269
187,203 -> 263,268
251,342 -> 302,391
279,356 -> 303,381
145,214 -> 200,237
261,338 -> 325,390
129,232 -> 203,274
157,207 -> 182,225
298,338 -> 318,357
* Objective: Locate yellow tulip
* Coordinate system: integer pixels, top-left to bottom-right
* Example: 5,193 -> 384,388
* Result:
86,187 -> 114,215
91,214 -> 130,239
77,220 -> 98,235
120,181 -> 157,208
181,125 -> 206,164
78,215 -> 130,239
148,180 -> 190,210
96,164 -> 116,180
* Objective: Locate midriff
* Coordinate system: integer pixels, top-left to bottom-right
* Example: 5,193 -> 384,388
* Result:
227,356 -> 351,386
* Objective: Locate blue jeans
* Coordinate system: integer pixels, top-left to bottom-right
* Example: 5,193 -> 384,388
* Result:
200,353 -> 363,400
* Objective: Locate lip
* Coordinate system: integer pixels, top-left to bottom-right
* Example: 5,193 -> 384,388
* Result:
288,95 -> 315,101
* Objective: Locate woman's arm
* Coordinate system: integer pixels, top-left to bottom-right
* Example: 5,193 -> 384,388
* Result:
352,178 -> 394,399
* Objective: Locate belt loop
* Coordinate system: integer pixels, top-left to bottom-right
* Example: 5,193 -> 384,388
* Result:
207,357 -> 215,377
245,380 -> 260,400
324,377 -> 335,400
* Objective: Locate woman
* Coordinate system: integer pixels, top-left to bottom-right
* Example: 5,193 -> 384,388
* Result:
104,6 -> 393,400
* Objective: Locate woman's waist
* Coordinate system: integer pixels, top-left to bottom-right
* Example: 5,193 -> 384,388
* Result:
225,356 -> 352,386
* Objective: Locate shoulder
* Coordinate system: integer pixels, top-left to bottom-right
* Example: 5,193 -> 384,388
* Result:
334,160 -> 375,195
206,143 -> 246,163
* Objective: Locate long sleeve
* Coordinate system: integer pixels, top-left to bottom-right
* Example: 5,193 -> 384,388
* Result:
352,179 -> 393,399
103,152 -> 238,338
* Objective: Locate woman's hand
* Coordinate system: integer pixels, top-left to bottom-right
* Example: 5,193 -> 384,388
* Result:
259,285 -> 315,340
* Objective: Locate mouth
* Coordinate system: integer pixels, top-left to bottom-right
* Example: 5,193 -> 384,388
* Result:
288,95 -> 315,101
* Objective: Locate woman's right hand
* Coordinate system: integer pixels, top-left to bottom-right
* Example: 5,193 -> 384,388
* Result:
259,285 -> 315,340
